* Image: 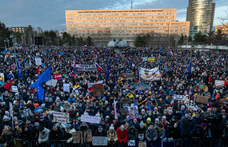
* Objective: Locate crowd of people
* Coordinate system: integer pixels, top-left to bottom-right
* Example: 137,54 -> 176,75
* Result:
0,46 -> 227,147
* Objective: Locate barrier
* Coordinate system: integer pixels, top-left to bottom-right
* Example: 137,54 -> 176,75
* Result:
7,136 -> 228,147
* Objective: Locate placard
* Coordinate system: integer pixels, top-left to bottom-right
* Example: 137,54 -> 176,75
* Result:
53,74 -> 63,80
215,80 -> 224,87
127,73 -> 134,80
92,137 -> 107,146
148,57 -> 155,62
129,106 -> 140,119
11,86 -> 18,92
138,134 -> 144,140
53,112 -> 69,123
81,115 -> 100,124
139,67 -> 162,81
35,57 -> 42,65
63,83 -> 70,92
46,79 -> 58,87
0,73 -> 5,82
196,95 -> 210,104
174,94 -> 185,101
128,140 -> 135,146
142,57 -> 148,62
72,130 -> 92,143
77,64 -> 96,71
130,83 -> 150,91
198,83 -> 205,90
92,84 -> 104,96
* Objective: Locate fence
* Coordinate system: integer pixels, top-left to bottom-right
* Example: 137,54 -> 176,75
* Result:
5,137 -> 228,147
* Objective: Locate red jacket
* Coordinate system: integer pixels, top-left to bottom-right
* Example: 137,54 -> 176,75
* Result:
3,83 -> 11,91
116,127 -> 128,143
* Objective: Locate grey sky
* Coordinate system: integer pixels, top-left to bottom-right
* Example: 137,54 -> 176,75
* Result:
0,0 -> 227,31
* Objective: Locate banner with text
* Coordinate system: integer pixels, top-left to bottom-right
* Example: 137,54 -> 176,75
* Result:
139,67 -> 162,81
53,112 -> 69,123
130,83 -> 150,91
81,115 -> 100,124
77,64 -> 96,71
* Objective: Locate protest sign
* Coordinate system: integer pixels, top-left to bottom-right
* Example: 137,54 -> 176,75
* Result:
129,106 -> 140,119
130,83 -> 150,91
139,67 -> 162,81
0,73 -> 5,82
196,95 -> 210,104
174,94 -> 185,101
53,112 -> 69,123
63,83 -> 70,92
81,115 -> 100,124
127,73 -> 134,80
11,86 -> 18,92
92,83 -> 104,96
138,134 -> 144,140
53,73 -> 63,80
72,130 -> 92,143
77,64 -> 96,71
35,57 -> 42,65
198,83 -> 206,90
92,137 -> 107,146
46,79 -> 58,87
128,140 -> 135,146
142,57 -> 148,62
215,80 -> 224,87
148,57 -> 155,62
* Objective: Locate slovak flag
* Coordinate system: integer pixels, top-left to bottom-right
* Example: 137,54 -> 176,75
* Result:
87,80 -> 103,92
95,63 -> 106,73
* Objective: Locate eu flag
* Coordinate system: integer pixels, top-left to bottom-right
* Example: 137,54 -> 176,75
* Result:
29,66 -> 51,88
134,99 -> 137,106
106,60 -> 110,80
37,80 -> 44,101
147,101 -> 152,111
17,61 -> 23,79
60,51 -> 65,56
187,62 -> 192,76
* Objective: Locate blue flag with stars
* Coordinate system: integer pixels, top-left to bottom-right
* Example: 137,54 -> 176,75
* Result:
17,61 -> 23,79
37,74 -> 44,101
29,66 -> 51,88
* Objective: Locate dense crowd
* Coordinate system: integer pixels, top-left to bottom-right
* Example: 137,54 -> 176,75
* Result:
0,46 -> 227,147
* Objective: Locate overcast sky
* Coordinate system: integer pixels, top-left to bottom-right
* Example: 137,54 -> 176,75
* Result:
0,0 -> 227,31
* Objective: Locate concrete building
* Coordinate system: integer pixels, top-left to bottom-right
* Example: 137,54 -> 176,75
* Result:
186,0 -> 215,38
66,9 -> 190,47
10,25 -> 30,33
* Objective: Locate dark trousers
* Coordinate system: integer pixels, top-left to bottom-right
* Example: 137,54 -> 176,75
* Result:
212,137 -> 221,147
182,136 -> 192,147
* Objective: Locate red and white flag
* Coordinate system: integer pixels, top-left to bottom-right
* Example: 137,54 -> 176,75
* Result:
113,99 -> 118,122
87,80 -> 103,92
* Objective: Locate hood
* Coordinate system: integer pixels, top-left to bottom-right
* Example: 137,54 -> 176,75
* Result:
79,122 -> 89,130
208,102 -> 212,108
216,113 -> 223,121
129,125 -> 136,131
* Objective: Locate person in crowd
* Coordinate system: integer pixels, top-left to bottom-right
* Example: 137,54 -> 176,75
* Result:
38,126 -> 50,145
145,123 -> 157,147
107,124 -> 118,147
116,125 -> 128,147
49,124 -> 62,147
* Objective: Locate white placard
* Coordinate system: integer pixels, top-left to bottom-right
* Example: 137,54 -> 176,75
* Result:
63,83 -> 70,92
128,140 -> 135,146
35,57 -> 42,65
53,112 -> 69,123
174,94 -> 185,101
142,57 -> 148,62
81,115 -> 100,124
11,86 -> 18,92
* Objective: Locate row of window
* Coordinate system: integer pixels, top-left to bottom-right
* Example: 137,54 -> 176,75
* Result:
67,16 -> 174,20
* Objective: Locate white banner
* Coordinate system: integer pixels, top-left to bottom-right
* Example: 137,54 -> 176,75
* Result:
81,115 -> 100,124
35,57 -> 42,65
63,83 -> 70,92
77,64 -> 96,71
11,86 -> 18,92
128,140 -> 135,146
142,57 -> 148,62
53,112 -> 69,123
174,94 -> 185,101
92,137 -> 107,146
139,67 -> 161,81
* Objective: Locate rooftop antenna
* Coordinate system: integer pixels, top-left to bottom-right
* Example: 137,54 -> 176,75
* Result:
131,2 -> 132,9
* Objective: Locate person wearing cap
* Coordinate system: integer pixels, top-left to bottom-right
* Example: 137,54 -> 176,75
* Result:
62,101 -> 70,112
156,123 -> 165,144
116,124 -> 128,147
100,118 -> 109,131
32,122 -> 40,142
144,117 -> 151,129
138,121 -> 146,147
39,115 -> 49,128
180,111 -> 196,147
107,124 -> 118,146
94,125 -> 107,137
38,124 -> 50,144
145,123 -> 158,146
61,123 -> 76,143
34,103 -> 41,114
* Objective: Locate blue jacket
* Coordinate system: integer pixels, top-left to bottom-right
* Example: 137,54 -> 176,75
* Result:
67,97 -> 76,103
180,117 -> 196,136
34,106 -> 42,114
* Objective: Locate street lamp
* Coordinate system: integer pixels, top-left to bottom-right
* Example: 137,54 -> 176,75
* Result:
6,38 -> 9,48
4,39 -> 6,49
10,35 -> 17,62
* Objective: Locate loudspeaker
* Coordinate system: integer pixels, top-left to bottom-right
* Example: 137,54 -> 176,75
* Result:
35,37 -> 43,45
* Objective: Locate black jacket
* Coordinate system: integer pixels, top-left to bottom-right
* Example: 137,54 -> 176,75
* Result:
94,129 -> 107,136
49,128 -> 62,144
210,113 -> 226,138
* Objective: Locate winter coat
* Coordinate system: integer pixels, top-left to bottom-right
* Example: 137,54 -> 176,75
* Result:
38,128 -> 50,143
49,128 -> 62,144
145,127 -> 158,141
170,127 -> 181,139
107,130 -> 118,142
210,113 -> 226,138
157,127 -> 165,140
138,127 -> 146,141
94,129 -> 107,136
39,120 -> 49,129
128,125 -> 138,140
62,105 -> 70,112
180,117 -> 196,136
116,127 -> 128,143
65,128 -> 76,143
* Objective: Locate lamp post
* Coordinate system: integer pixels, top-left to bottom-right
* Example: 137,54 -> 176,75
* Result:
6,38 -> 9,48
10,35 -> 17,63
4,39 -> 6,49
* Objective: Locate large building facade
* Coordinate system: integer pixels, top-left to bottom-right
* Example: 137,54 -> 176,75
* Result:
66,9 -> 190,47
186,0 -> 215,38
10,25 -> 29,33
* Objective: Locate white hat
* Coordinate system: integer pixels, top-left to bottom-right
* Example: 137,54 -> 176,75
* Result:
3,115 -> 9,120
109,124 -> 114,130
